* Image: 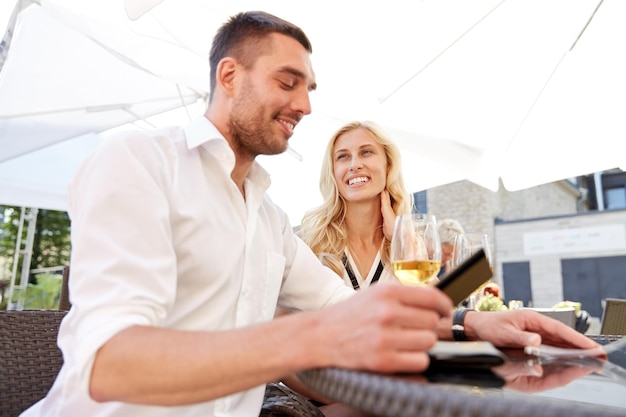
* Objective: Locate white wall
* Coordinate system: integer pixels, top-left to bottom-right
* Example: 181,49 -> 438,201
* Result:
495,209 -> 626,308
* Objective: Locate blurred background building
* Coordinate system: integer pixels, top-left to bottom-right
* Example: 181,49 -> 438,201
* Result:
419,168 -> 626,318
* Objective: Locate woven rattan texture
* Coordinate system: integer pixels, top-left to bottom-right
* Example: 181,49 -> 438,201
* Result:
260,383 -> 324,417
601,298 -> 626,336
298,366 -> 625,417
0,310 -> 67,417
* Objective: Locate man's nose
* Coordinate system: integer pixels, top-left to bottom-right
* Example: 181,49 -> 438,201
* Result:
293,89 -> 312,116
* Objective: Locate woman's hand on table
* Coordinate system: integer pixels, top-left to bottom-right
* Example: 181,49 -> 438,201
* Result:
463,309 -> 600,349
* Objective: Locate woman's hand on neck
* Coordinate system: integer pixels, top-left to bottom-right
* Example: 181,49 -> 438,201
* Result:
380,190 -> 395,241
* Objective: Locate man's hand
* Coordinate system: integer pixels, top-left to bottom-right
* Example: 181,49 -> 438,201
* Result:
463,309 -> 600,349
312,283 -> 453,373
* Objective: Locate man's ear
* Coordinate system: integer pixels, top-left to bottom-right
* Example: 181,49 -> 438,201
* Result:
215,57 -> 237,97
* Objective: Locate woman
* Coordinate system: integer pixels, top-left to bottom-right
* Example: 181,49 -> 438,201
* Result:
280,121 -> 414,409
299,121 -> 412,289
285,121 -> 601,412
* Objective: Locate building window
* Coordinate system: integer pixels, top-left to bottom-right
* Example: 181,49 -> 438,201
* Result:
413,191 -> 427,213
602,171 -> 626,210
585,170 -> 626,211
605,187 -> 626,209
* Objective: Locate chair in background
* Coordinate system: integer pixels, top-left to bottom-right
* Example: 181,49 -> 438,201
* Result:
0,310 -> 67,416
600,298 -> 626,335
1,269 -> 324,417
0,267 -> 70,415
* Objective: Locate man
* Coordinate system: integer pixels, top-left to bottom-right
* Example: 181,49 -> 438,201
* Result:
21,11 -> 597,417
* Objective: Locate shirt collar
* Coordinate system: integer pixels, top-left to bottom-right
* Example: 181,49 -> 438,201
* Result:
184,115 -> 223,149
183,115 -> 271,191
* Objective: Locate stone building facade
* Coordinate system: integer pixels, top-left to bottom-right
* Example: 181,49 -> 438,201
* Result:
493,209 -> 626,316
424,178 -> 582,247
422,177 -> 626,318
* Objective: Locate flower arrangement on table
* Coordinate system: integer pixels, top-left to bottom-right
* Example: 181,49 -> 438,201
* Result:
475,283 -> 508,311
476,293 -> 508,311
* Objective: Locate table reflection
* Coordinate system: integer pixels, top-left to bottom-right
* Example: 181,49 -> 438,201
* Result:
298,342 -> 626,417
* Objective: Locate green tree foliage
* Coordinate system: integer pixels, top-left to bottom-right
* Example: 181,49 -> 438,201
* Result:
25,274 -> 63,309
0,206 -> 71,282
33,209 -> 72,269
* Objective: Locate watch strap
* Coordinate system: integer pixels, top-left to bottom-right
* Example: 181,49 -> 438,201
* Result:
452,309 -> 469,341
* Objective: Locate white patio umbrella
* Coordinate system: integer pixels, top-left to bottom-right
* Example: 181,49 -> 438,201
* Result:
120,0 -> 626,192
372,0 -> 626,191
2,0 -> 624,222
0,0 -> 207,208
0,0 -> 208,161
0,0 -> 474,221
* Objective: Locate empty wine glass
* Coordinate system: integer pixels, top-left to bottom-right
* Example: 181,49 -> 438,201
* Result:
391,213 -> 442,286
452,233 -> 493,268
452,232 -> 493,308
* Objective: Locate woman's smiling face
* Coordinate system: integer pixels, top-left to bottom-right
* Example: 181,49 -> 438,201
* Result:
332,128 -> 388,203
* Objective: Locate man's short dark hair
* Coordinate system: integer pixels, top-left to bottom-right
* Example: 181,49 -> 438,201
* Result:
208,11 -> 312,101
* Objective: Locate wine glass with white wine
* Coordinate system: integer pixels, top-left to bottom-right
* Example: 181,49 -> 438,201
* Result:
391,213 -> 442,286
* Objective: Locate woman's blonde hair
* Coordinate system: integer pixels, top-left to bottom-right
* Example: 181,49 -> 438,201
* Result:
299,121 -> 413,276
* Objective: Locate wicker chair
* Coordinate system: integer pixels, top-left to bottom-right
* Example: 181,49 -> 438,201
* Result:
600,298 -> 626,335
0,310 -> 67,416
0,268 -> 320,417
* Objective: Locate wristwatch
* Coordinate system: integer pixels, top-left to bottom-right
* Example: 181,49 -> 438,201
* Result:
452,309 -> 469,341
